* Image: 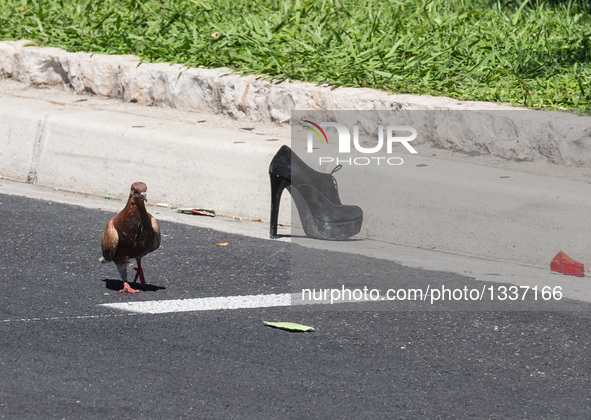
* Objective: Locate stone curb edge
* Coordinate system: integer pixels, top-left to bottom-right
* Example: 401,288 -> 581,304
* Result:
0,40 -> 590,166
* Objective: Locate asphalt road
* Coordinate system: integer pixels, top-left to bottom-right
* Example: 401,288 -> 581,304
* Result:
1,192 -> 591,419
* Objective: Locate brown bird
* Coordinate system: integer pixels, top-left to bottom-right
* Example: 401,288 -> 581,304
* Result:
100,182 -> 161,293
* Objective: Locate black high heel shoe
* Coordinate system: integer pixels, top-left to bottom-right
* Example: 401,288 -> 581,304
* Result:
269,145 -> 363,240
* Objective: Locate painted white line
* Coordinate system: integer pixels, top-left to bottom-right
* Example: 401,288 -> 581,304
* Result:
1,313 -> 137,323
99,292 -> 373,314
100,293 -> 293,314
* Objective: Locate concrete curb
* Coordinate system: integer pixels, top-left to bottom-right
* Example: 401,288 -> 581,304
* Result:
2,40 -> 591,166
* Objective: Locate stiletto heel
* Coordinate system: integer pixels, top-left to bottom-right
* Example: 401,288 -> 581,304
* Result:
268,145 -> 363,240
270,174 -> 290,238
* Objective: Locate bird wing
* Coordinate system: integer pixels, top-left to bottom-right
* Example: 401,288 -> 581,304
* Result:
150,214 -> 161,252
101,219 -> 119,261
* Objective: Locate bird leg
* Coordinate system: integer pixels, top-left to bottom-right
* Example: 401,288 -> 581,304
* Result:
133,259 -> 146,285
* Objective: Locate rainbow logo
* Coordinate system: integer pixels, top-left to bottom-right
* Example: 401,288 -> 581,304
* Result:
303,120 -> 329,144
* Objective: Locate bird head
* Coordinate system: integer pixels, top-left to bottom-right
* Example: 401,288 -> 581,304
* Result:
130,182 -> 148,202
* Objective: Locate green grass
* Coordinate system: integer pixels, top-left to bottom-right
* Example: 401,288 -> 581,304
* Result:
1,0 -> 591,110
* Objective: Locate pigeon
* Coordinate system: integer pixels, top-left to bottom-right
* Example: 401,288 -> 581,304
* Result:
100,182 -> 161,293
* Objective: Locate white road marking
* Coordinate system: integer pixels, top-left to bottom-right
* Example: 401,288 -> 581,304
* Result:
99,292 -> 372,314
1,313 -> 137,323
0,293 -> 363,323
100,293 -> 294,314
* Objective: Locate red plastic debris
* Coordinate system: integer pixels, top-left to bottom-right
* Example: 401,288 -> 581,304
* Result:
550,251 -> 585,277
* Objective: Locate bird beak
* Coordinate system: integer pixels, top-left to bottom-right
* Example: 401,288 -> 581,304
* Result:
141,192 -> 148,202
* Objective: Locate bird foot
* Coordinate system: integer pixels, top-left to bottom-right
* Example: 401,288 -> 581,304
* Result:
119,282 -> 139,293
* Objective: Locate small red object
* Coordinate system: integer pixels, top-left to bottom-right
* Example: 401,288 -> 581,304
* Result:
550,251 -> 585,277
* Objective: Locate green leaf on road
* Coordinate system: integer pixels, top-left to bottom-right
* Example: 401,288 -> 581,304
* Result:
264,321 -> 315,332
